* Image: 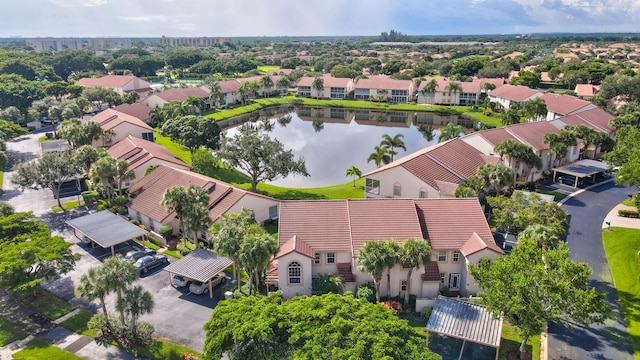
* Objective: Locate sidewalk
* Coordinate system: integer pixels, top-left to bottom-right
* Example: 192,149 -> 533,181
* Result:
602,204 -> 640,230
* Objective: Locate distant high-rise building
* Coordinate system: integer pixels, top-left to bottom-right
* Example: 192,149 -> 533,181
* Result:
25,37 -> 133,51
160,35 -> 226,47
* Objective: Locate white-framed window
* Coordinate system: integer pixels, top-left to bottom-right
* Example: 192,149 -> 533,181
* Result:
438,251 -> 447,262
288,262 -> 301,284
453,251 -> 460,262
419,188 -> 428,199
440,273 -> 445,284
400,280 -> 408,292
326,253 -> 335,264
393,183 -> 402,197
269,205 -> 278,219
314,253 -> 321,264
365,178 -> 380,195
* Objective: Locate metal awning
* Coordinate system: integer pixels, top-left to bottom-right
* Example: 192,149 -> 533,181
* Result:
66,210 -> 148,256
427,296 -> 503,360
553,159 -> 609,178
163,249 -> 233,298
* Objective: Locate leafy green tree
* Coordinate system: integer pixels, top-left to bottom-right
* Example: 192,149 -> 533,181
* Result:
380,133 -> 406,162
45,81 -> 69,101
12,151 -> 78,209
438,122 -> 464,142
75,267 -> 110,325
330,65 -> 359,79
0,201 -> 14,217
501,108 -> 522,126
191,148 -> 219,177
217,124 -> 308,192
311,76 -> 324,99
116,285 -> 154,335
357,240 -> 388,302
470,238 -> 609,360
0,120 -> 27,139
203,292 -> 439,360
160,115 -> 221,157
509,70 -> 541,88
367,145 -> 391,168
521,97 -> 548,121
398,238 -> 431,305
487,191 -> 568,236
0,212 -> 79,295
0,74 -> 46,123
381,59 -> 407,75
102,255 -> 138,326
345,165 -> 362,186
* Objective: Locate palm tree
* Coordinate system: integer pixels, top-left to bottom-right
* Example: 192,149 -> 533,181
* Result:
312,76 -> 324,99
115,159 -> 135,195
102,255 -> 138,326
420,79 -> 438,104
543,129 -> 577,168
383,240 -> 401,299
494,139 -> 521,169
212,225 -> 244,294
89,156 -> 118,200
376,89 -> 388,102
260,75 -> 274,98
380,133 -> 407,161
236,81 -> 253,105
345,165 -> 362,187
518,224 -> 561,250
501,108 -> 521,126
438,123 -> 464,143
161,186 -> 189,242
116,285 -> 154,334
357,240 -> 388,302
276,76 -> 291,95
367,145 -> 391,168
477,163 -> 516,196
398,238 -> 431,305
183,184 -> 211,248
75,267 -> 110,325
208,81 -> 223,108
521,97 -> 548,122
312,273 -> 345,295
239,232 -> 277,295
184,95 -> 205,114
445,81 -> 462,97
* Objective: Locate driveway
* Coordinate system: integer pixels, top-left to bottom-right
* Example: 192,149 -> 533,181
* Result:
548,181 -> 635,360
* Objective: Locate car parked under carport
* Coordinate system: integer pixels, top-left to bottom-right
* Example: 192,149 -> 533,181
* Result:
163,249 -> 233,299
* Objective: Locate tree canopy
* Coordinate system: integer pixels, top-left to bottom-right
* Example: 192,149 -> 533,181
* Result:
487,191 -> 568,236
202,292 -> 439,360
160,115 -> 221,156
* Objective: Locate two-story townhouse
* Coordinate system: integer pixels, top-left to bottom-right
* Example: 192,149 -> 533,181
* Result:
85,108 -> 155,147
238,75 -> 286,98
296,75 -> 355,99
363,138 -> 501,199
212,80 -> 242,107
77,75 -> 152,98
107,135 -> 190,188
126,165 -> 279,242
113,103 -> 152,124
416,78 -> 507,106
268,198 -> 503,300
354,76 -> 414,103
487,84 -> 542,110
143,86 -> 211,110
539,93 -> 597,121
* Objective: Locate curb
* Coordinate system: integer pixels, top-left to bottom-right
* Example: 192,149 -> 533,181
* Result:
557,178 -> 615,207
53,308 -> 81,325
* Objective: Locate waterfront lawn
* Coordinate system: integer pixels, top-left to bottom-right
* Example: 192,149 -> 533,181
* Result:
603,227 -> 640,359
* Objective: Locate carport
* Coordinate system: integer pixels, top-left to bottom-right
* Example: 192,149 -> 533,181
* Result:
427,296 -> 503,360
66,210 -> 148,256
552,159 -> 609,187
163,249 -> 233,299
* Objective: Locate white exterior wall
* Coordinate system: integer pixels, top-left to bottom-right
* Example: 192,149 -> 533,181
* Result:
365,166 -> 440,199
92,122 -> 153,147
311,251 -> 351,276
127,159 -> 190,188
488,95 -> 512,110
143,95 -> 168,109
432,250 -> 466,291
351,263 -> 425,298
461,134 -> 498,156
226,196 -> 280,224
463,250 -> 502,296
278,252 -> 313,299
222,92 -> 239,106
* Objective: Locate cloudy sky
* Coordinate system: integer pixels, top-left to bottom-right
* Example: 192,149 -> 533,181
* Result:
2,0 -> 640,38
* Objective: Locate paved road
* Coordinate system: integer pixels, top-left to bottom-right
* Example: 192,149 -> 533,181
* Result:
548,181 -> 635,360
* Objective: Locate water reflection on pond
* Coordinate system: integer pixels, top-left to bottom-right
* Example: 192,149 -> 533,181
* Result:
222,106 -> 476,188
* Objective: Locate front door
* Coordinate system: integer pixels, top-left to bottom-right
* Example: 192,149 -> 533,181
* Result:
449,273 -> 460,291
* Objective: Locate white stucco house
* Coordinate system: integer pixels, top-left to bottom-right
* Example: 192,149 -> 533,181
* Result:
267,198 -> 503,303
487,84 -> 542,110
354,75 -> 415,102
76,75 -> 152,98
85,108 -> 155,147
539,93 -> 598,121
296,74 -> 355,99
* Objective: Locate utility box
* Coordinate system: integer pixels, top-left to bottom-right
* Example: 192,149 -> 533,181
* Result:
224,291 -> 234,300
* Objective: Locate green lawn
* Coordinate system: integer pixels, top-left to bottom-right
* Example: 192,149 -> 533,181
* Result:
51,199 -> 83,212
235,178 -> 365,200
12,338 -> 83,360
258,65 -> 281,73
603,226 -> 640,359
15,288 -> 75,321
623,198 -> 636,207
59,310 -> 96,337
133,339 -> 201,360
499,322 -> 540,360
154,132 -> 192,164
0,316 -> 27,346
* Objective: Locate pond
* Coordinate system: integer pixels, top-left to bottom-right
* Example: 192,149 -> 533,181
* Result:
222,106 -> 477,188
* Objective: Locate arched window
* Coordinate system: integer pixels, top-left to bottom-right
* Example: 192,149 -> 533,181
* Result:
393,183 -> 402,196
288,262 -> 301,284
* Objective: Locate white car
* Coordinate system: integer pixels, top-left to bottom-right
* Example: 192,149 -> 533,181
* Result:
189,273 -> 226,295
173,275 -> 192,288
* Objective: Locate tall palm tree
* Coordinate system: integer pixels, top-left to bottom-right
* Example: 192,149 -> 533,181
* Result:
357,240 -> 388,302
312,77 -> 324,99
208,81 -> 223,108
501,108 -> 522,126
380,133 -> 407,161
161,186 -> 189,242
116,285 -> 154,334
75,267 -> 110,325
89,156 -> 118,200
115,159 -> 135,195
260,75 -> 274,98
345,165 -> 362,187
239,232 -> 277,295
102,255 -> 138,326
521,97 -> 548,121
438,123 -> 464,143
276,76 -> 291,95
183,185 -> 212,249
420,79 -> 438,104
212,225 -> 244,293
367,145 -> 391,168
399,238 -> 431,305
383,239 -> 401,299
312,273 -> 345,295
184,95 -> 205,114
494,139 -> 521,169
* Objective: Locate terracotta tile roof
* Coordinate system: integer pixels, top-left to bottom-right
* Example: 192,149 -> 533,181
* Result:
355,75 -> 412,91
86,109 -> 153,132
238,75 -> 281,84
573,108 -> 614,132
478,78 -> 507,89
418,77 -> 481,94
297,74 -> 352,88
153,87 -> 209,102
107,135 -> 188,172
215,80 -> 241,94
127,165 -> 273,223
422,261 -> 441,281
488,84 -> 541,102
428,138 -> 498,179
77,75 -> 137,88
113,103 -> 152,122
434,180 -> 459,197
461,232 -> 502,256
274,235 -> 315,259
575,84 -> 599,98
540,93 -> 593,115
474,127 -> 518,148
504,121 -> 561,152
277,198 -> 497,258
415,199 -> 501,253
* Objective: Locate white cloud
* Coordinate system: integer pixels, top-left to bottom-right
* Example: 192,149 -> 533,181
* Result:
122,15 -> 168,22
50,0 -> 107,7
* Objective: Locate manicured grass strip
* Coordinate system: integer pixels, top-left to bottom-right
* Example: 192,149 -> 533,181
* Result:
52,200 -> 83,212
162,249 -> 183,259
258,65 -> 281,73
15,288 -> 75,321
133,338 -> 201,360
536,189 -> 568,201
154,132 -> 192,164
238,178 -> 365,200
12,338 -> 83,360
0,316 -> 28,346
603,227 -> 640,359
622,198 -> 636,207
499,321 -> 540,360
59,310 -> 96,337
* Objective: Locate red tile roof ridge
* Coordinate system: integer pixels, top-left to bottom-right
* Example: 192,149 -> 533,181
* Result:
461,232 -> 503,256
274,235 -> 315,259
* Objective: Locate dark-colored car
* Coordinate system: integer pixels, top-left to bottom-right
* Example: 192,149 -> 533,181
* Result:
124,248 -> 157,261
133,254 -> 168,273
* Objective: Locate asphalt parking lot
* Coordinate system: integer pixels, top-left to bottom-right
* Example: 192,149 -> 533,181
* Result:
43,233 -> 230,353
